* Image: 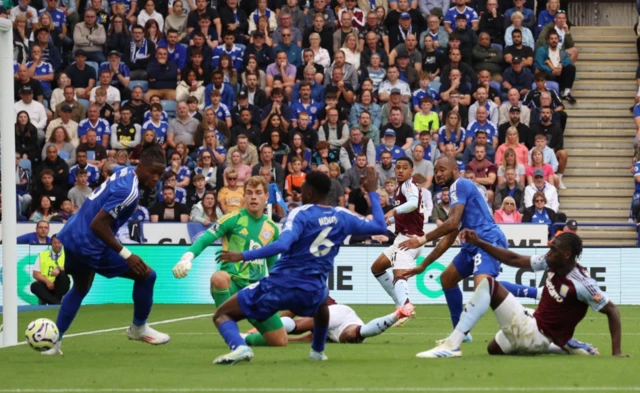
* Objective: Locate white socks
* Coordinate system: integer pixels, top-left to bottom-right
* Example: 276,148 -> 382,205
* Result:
393,278 -> 409,307
359,312 -> 399,338
448,278 -> 493,349
375,270 -> 400,307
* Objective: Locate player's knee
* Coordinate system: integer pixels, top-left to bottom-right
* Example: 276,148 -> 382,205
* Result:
266,332 -> 288,347
439,268 -> 458,289
211,271 -> 230,289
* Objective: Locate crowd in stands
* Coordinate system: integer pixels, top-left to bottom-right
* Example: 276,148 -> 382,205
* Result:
6,0 -> 577,236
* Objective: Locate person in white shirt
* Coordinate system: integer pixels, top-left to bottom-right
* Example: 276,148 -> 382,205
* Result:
377,65 -> 411,104
524,169 -> 560,212
90,69 -> 121,108
137,0 -> 165,32
14,86 -> 47,141
46,105 -> 80,147
10,0 -> 38,28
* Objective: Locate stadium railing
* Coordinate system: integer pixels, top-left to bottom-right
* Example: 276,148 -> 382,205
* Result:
550,222 -> 640,246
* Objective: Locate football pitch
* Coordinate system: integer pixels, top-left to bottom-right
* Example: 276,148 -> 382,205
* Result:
1,304 -> 640,393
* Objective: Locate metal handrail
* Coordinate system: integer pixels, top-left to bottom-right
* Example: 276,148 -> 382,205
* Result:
550,222 -> 639,246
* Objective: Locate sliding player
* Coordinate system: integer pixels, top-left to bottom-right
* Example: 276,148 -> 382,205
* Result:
399,156 -> 539,342
370,157 -> 422,322
410,230 -> 625,358
243,297 -> 414,344
43,147 -> 169,355
213,168 -> 387,364
172,176 -> 287,347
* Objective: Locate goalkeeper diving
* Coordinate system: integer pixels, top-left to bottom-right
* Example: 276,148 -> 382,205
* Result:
172,176 -> 287,347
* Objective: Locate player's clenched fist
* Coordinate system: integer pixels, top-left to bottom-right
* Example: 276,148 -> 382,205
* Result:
173,252 -> 194,278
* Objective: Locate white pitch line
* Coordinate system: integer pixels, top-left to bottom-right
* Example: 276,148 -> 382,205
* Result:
5,314 -> 211,348
1,387 -> 640,392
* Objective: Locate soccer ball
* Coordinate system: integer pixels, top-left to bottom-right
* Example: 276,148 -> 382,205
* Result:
25,318 -> 59,351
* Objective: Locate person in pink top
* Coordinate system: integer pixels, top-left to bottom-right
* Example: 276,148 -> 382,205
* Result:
493,196 -> 523,223
526,148 -> 559,188
224,150 -> 253,187
495,126 -> 529,166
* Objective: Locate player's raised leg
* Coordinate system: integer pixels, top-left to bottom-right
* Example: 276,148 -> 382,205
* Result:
122,268 -> 170,345
353,303 -> 415,340
370,255 -> 400,307
210,271 -> 233,307
499,281 -> 540,300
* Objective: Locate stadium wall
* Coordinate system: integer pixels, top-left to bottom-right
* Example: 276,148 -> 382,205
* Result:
1,245 -> 638,306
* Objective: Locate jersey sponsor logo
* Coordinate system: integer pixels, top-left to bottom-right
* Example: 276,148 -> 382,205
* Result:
546,272 -> 564,303
559,284 -> 569,298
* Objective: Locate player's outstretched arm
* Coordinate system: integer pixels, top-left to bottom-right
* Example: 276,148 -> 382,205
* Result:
599,301 -> 628,357
90,209 -> 149,275
174,221 -> 227,278
460,229 -> 532,269
217,231 -> 297,263
399,204 -> 463,250
402,230 -> 459,279
355,167 -> 388,235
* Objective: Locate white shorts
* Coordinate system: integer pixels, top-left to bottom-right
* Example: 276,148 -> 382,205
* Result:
493,295 -> 552,355
382,234 -> 424,270
327,304 -> 364,343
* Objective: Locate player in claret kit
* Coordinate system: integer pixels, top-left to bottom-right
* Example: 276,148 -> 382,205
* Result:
43,147 -> 169,355
370,157 -> 423,324
213,168 -> 388,365
172,176 -> 288,348
411,230 -> 625,358
243,297 -> 414,344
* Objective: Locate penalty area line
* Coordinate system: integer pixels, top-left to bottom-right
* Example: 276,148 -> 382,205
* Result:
1,387 -> 640,392
5,313 -> 211,348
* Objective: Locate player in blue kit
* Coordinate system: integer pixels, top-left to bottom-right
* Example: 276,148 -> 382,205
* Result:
42,147 -> 169,355
399,156 -> 537,352
213,168 -> 389,365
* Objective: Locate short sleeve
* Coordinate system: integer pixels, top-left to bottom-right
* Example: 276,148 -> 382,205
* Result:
103,180 -> 138,218
449,179 -> 469,207
281,206 -> 305,240
574,275 -> 609,312
529,254 -> 548,272
471,10 -> 479,22
634,163 -> 640,177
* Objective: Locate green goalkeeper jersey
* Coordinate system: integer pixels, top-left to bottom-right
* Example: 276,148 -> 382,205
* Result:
187,208 -> 280,285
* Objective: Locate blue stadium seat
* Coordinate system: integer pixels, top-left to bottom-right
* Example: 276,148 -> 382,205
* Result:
129,80 -> 149,92
180,43 -> 188,51
491,43 -> 503,52
430,81 -> 441,92
19,158 -> 31,174
531,81 -> 560,96
162,100 -> 178,118
78,98 -> 90,112
85,61 -> 99,79
489,81 -> 502,94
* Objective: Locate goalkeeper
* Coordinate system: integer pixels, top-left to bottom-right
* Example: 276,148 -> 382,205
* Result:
173,176 -> 287,347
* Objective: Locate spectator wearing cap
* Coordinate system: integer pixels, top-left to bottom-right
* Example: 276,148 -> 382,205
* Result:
145,46 -> 179,101
548,219 -> 578,244
524,168 -> 559,212
125,24 -> 156,80
244,31 -> 276,71
15,86 -> 48,141
504,0 -> 535,32
376,129 -> 407,163
380,107 -> 414,151
64,50 -> 96,100
444,0 -> 479,34
503,28 -> 534,68
17,221 -> 52,245
381,88 -> 413,127
388,11 -> 420,50
537,11 -> 578,64
231,89 -> 261,128
535,30 -> 576,104
471,32 -> 502,80
73,9 -> 107,64
32,27 -> 63,71
54,86 -> 86,124
462,128 -> 496,163
14,64 -> 45,103
498,88 -> 531,128
99,50 -> 131,93
47,105 -> 80,147
502,55 -> 533,97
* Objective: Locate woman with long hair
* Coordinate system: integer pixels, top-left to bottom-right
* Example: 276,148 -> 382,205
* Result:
288,132 -> 312,173
199,130 -> 227,165
167,151 -> 192,188
267,130 -> 290,169
224,150 -> 252,186
50,72 -> 75,111
493,196 -> 522,223
505,12 -> 535,49
262,113 -> 287,144
328,162 -> 342,180
129,129 -> 159,165
437,111 -> 466,155
308,32 -> 331,68
175,141 -> 196,171
138,0 -> 165,33
348,89 -> 382,129
249,0 -> 277,36
498,147 -> 526,185
114,149 -> 130,166
527,147 -> 558,187
537,0 -> 560,36
195,107 -> 231,147
190,190 -> 218,226
421,35 -> 443,80
13,15 -> 30,64
107,14 -> 131,55
34,12 -> 64,49
495,126 -> 529,166
30,195 -> 54,222
341,32 -> 361,71
241,55 -> 267,88
144,19 -> 164,45
195,151 -> 218,189
311,141 -> 340,170
216,53 -> 238,87
15,111 -> 40,165
176,69 -> 206,110
165,0 -> 188,41
43,126 -> 76,166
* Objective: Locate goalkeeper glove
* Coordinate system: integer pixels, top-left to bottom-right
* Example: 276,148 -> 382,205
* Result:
173,252 -> 194,279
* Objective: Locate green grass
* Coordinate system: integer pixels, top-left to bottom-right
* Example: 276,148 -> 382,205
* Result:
1,304 -> 639,392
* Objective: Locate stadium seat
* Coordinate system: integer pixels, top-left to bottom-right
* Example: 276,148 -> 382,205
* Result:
531,81 -> 560,96
491,43 -> 503,52
180,43 -> 188,51
19,158 -> 31,174
430,81 -> 441,92
85,61 -> 99,79
489,81 -> 502,94
78,98 -> 90,112
162,100 -> 178,118
130,80 -> 149,92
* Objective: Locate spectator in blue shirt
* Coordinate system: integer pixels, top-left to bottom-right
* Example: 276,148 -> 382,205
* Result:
145,46 -> 179,101
204,70 -> 235,108
444,0 -> 479,33
99,50 -> 131,91
292,65 -> 325,103
212,31 -> 244,72
502,56 -> 533,97
158,29 -> 187,72
375,129 -> 407,163
243,31 -> 275,71
504,0 -> 535,32
17,221 -> 52,245
26,45 -> 55,100
274,27 -> 303,67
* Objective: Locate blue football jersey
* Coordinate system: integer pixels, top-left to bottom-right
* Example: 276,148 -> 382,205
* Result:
142,120 -> 170,144
449,177 -> 503,247
244,202 -> 386,290
634,163 -> 640,194
58,167 -> 140,258
143,110 -> 169,124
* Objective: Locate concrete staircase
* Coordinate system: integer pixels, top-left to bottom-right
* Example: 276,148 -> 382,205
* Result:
561,26 -> 637,245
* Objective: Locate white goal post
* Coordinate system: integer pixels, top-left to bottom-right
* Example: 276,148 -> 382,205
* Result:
1,17 -> 18,348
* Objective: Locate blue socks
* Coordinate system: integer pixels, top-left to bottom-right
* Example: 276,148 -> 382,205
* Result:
56,286 -> 89,339
444,286 -> 463,328
218,320 -> 246,350
132,270 -> 157,326
311,325 -> 328,353
499,281 -> 538,299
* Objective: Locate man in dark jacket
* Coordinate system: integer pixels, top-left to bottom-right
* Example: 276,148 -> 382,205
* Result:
41,145 -> 70,189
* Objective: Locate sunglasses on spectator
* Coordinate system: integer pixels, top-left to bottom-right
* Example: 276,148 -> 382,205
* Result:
228,177 -> 238,181
504,202 -> 515,205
